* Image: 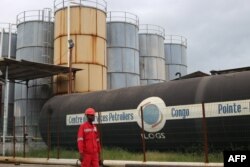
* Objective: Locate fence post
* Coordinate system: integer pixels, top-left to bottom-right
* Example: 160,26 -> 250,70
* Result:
57,113 -> 60,159
140,106 -> 146,162
47,111 -> 51,159
13,116 -> 15,158
202,102 -> 209,163
97,111 -> 104,162
23,116 -> 26,158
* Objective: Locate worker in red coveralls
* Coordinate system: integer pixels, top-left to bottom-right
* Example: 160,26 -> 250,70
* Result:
77,108 -> 101,167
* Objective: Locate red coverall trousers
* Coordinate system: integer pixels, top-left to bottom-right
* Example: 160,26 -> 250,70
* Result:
77,121 -> 101,167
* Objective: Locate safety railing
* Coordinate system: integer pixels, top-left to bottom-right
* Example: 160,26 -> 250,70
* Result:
54,0 -> 107,13
139,24 -> 165,38
165,35 -> 187,47
16,8 -> 54,25
107,11 -> 139,27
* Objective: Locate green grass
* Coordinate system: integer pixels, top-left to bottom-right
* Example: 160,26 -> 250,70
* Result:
103,147 -> 223,162
16,148 -> 79,159
15,147 -> 223,163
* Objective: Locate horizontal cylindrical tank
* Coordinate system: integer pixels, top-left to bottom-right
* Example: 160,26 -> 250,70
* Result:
139,24 -> 166,85
53,0 -> 107,93
15,9 -> 54,137
39,70 -> 250,151
0,23 -> 17,135
164,35 -> 187,81
107,11 -> 140,89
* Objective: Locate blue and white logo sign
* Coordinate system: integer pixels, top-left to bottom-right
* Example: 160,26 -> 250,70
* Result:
136,97 -> 166,132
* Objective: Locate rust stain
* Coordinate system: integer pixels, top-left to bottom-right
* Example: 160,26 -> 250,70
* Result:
61,10 -> 64,37
55,33 -> 105,40
75,35 -> 77,63
75,61 -> 107,68
59,38 -> 62,65
54,6 -> 107,93
96,8 -> 98,38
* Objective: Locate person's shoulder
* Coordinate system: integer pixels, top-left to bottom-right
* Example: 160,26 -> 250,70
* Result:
80,121 -> 88,127
82,121 -> 91,126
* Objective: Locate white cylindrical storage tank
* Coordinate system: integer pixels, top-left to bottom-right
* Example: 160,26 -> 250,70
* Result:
164,35 -> 187,81
54,0 -> 107,93
107,11 -> 140,89
0,23 -> 17,135
139,24 -> 166,85
15,9 -> 54,138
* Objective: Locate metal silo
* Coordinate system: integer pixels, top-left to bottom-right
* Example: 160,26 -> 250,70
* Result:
164,35 -> 187,81
15,9 -> 54,138
54,0 -> 107,93
107,11 -> 139,89
0,23 -> 17,136
139,24 -> 166,85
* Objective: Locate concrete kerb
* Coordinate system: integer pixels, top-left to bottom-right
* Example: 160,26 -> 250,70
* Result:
0,157 -> 224,167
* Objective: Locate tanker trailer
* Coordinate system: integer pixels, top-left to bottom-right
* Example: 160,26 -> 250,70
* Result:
39,71 -> 250,151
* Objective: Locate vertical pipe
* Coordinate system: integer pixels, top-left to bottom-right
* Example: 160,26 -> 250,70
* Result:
0,28 -> 4,57
125,12 -> 127,22
0,28 -> 4,156
67,1 -> 71,94
41,10 -> 44,21
68,48 -> 73,93
73,71 -> 76,93
16,14 -> 19,25
202,102 -> 209,163
8,24 -> 12,58
13,116 -> 16,158
23,116 -> 26,158
67,2 -> 70,67
26,81 -> 29,142
2,66 -> 9,156
56,74 -> 59,94
137,15 -> 139,26
6,24 -> 13,157
24,11 -> 26,22
49,9 -> 52,22
140,106 -> 146,162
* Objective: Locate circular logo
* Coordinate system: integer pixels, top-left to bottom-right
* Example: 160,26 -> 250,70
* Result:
143,104 -> 160,125
136,97 -> 166,132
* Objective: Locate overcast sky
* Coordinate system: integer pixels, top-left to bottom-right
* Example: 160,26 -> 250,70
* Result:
1,0 -> 250,74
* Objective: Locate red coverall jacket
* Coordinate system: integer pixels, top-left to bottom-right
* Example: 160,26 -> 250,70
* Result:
77,121 -> 101,154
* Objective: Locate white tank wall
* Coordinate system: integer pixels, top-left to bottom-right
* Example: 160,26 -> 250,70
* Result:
164,35 -> 187,81
14,9 -> 54,137
16,21 -> 54,63
107,12 -> 140,89
0,32 -> 17,59
139,33 -> 166,85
